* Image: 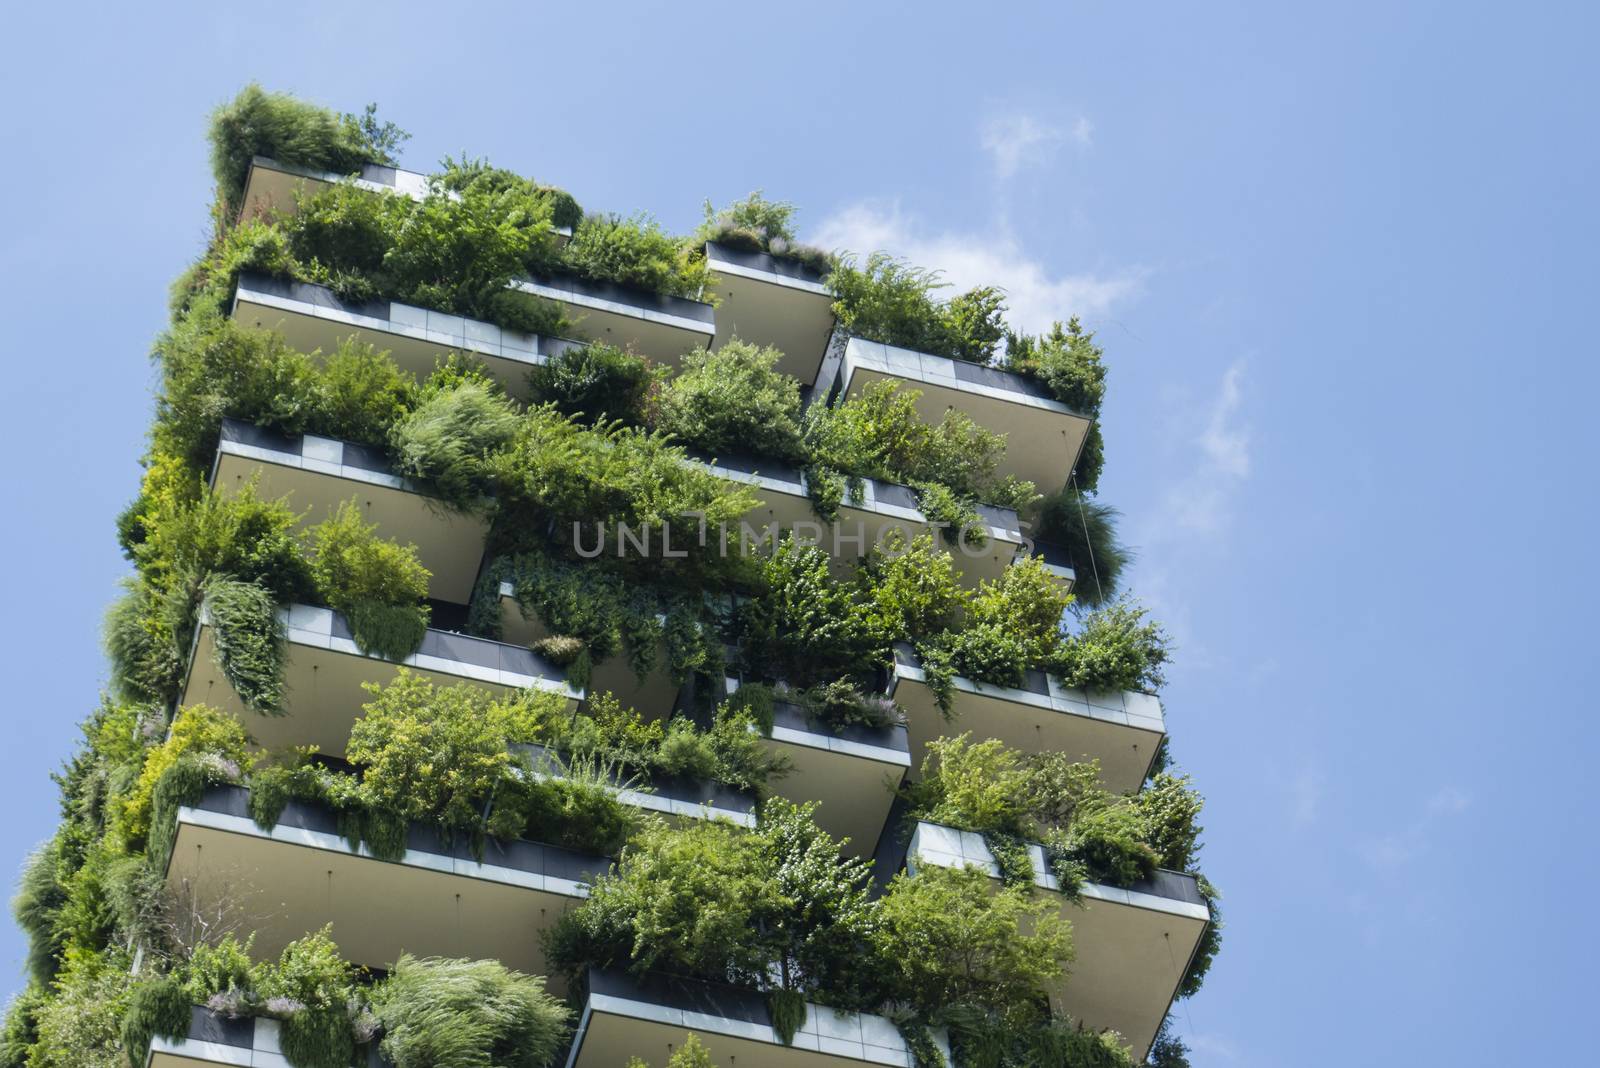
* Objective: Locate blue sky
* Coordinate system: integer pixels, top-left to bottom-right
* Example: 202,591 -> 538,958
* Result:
0,2 -> 1594,1063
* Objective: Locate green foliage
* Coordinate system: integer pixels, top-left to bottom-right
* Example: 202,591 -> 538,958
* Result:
561,212 -> 711,300
626,1032 -> 720,1068
0,986 -> 45,1068
346,671 -> 562,846
1050,599 -> 1171,693
549,806 -> 874,1002
738,540 -> 876,685
946,1009 -> 1135,1068
209,84 -> 406,215
257,926 -> 353,1009
873,866 -> 1071,1016
803,380 -> 1035,511
965,557 -> 1071,666
549,818 -> 785,985
761,679 -> 903,733
1031,492 -> 1130,608
1004,319 -> 1109,492
438,155 -> 583,231
527,341 -> 656,423
1147,1018 -> 1192,1067
123,704 -> 251,847
1134,773 -> 1205,872
508,753 -> 639,856
388,379 -> 520,507
1178,890 -> 1222,999
905,735 -> 1029,838
133,477 -> 309,603
654,340 -> 805,461
698,192 -> 830,273
701,190 -> 798,245
280,1007 -> 354,1068
202,576 -> 286,715
181,934 -> 256,1002
1051,804 -> 1159,888
287,179 -> 565,330
769,988 -> 807,1046
13,840 -> 71,986
24,958 -> 132,1068
828,253 -> 1007,365
488,407 -> 756,580
308,338 -> 417,445
303,499 -> 431,659
120,976 -> 191,1067
1004,319 -> 1107,416
103,580 -> 185,706
373,955 -> 571,1068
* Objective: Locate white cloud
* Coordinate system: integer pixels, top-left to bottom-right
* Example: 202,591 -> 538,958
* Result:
1070,115 -> 1095,148
979,115 -> 1063,178
809,201 -> 1143,335
1159,361 -> 1252,536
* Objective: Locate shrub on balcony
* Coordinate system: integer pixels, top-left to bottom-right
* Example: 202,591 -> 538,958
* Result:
856,533 -> 963,644
1049,598 -> 1171,694
21,958 -> 131,1068
548,802 -> 878,1009
905,735 -> 1207,898
201,576 -> 287,716
303,500 -> 432,660
696,191 -> 831,274
439,155 -> 584,232
1009,317 -> 1113,495
873,864 -> 1072,1016
209,84 -> 408,216
653,339 -> 805,461
373,955 -> 570,1068
388,376 -> 520,507
738,540 -> 877,686
488,408 -> 757,581
560,212 -> 712,300
121,705 -> 251,847
828,252 -> 1007,365
626,1032 -> 719,1068
1030,491 -> 1130,608
803,379 -> 1037,512
285,180 -> 568,333
344,671 -> 564,847
527,341 -> 657,423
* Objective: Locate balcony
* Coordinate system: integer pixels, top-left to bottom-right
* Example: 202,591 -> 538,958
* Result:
1027,537 -> 1079,594
565,969 -> 945,1068
180,604 -> 582,757
703,242 -> 836,384
515,742 -> 757,830
886,645 -> 1163,795
902,821 -> 1210,1062
688,450 -> 1028,588
213,419 -> 488,605
239,154 -> 433,221
719,680 -> 909,859
163,784 -> 607,978
148,1007 -> 291,1068
510,274 -> 715,368
820,336 -> 1093,494
232,273 -> 578,399
497,583 -> 683,717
